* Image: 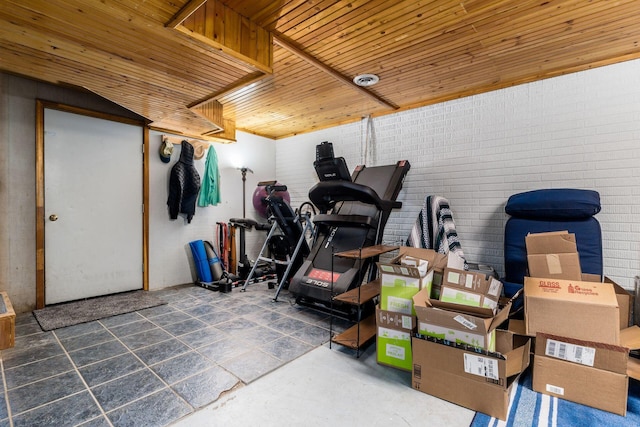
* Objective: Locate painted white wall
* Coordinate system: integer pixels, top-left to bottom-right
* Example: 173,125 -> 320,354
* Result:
0,73 -> 276,312
276,58 -> 640,291
148,131 -> 275,289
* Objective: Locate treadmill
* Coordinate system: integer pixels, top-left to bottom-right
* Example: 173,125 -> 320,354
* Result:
289,141 -> 410,313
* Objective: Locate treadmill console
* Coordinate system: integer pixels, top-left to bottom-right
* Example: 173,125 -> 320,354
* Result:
314,141 -> 352,182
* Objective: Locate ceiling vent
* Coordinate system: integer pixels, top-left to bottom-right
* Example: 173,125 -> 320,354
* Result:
353,74 -> 379,87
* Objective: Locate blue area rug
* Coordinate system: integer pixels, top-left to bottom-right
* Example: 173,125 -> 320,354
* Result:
471,368 -> 640,427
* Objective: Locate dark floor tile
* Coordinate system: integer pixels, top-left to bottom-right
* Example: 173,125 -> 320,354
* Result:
150,351 -> 213,385
15,322 -> 44,337
11,391 -> 102,427
54,321 -> 106,340
106,388 -> 192,427
59,329 -> 116,352
215,317 -> 259,333
0,392 -> 7,420
134,338 -> 190,365
148,311 -> 193,327
260,335 -> 314,363
161,317 -> 207,337
230,303 -> 264,316
136,303 -> 176,318
242,308 -> 286,325
181,286 -> 213,299
198,336 -> 255,363
168,297 -> 204,310
77,415 -> 112,427
234,324 -> 285,345
99,312 -> 143,328
107,319 -> 157,338
195,309 -> 234,326
1,341 -> 63,369
15,313 -> 38,326
8,371 -> 86,414
290,323 -> 331,346
78,353 -> 145,387
182,303 -> 218,317
68,340 -> 128,367
177,325 -> 226,349
118,327 -> 173,350
288,307 -> 331,324
219,349 -> 283,384
91,369 -> 165,412
268,316 -> 312,334
171,365 -> 239,408
4,354 -> 74,389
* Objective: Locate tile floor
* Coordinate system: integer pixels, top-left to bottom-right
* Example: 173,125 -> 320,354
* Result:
0,282 -> 353,427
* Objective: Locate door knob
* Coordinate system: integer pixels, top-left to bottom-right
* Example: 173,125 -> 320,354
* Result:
49,214 -> 58,221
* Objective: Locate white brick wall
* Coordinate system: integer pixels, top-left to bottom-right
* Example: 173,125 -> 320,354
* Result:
276,59 -> 640,290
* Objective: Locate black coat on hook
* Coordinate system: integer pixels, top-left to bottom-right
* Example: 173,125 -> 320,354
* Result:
167,141 -> 201,223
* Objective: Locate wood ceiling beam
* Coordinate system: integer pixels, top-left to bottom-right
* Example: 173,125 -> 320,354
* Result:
273,33 -> 398,111
165,0 -> 208,28
188,71 -> 267,109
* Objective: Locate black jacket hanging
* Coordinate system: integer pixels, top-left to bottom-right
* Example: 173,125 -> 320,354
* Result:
167,140 -> 201,223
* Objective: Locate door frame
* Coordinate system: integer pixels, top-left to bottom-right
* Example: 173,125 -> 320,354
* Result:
35,100 -> 149,308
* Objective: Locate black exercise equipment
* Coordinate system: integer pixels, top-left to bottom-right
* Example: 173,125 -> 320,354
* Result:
241,182 -> 314,301
289,142 -> 410,314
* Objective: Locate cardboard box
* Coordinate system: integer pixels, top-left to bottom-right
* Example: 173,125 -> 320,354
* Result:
0,291 -> 15,350
608,277 -> 632,328
390,248 -> 448,298
379,263 -> 434,315
439,268 -> 502,312
413,286 -> 511,351
379,248 -> 447,315
532,328 -> 640,416
376,306 -> 416,372
524,276 -> 620,344
412,329 -> 531,421
526,231 -> 582,280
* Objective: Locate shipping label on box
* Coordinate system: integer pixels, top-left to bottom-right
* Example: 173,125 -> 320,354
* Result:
525,231 -> 582,280
524,276 -> 620,344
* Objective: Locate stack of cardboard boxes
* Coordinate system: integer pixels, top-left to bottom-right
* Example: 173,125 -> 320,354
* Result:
410,256 -> 530,420
374,247 -> 531,420
375,248 -> 447,371
372,234 -> 640,420
523,231 -> 640,416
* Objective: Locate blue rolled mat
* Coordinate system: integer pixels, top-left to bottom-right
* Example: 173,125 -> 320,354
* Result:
189,240 -> 213,283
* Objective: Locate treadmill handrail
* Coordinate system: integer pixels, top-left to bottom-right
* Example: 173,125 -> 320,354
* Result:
312,213 -> 376,229
308,181 -> 399,212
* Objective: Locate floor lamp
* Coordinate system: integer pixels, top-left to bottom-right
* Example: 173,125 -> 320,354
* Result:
239,166 -> 253,218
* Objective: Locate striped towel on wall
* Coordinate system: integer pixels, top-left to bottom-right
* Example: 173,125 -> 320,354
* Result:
406,195 -> 467,267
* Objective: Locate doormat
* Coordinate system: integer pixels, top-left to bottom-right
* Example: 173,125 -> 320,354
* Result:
33,290 -> 166,331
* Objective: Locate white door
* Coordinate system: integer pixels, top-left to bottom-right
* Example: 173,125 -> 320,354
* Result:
44,108 -> 143,305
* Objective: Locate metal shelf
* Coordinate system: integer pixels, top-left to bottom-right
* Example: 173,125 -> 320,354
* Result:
331,315 -> 376,349
329,245 -> 398,356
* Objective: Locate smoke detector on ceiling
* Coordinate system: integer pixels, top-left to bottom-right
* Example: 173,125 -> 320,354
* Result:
353,74 -> 379,87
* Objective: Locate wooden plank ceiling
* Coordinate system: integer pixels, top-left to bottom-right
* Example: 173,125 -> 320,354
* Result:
1,0 -> 639,141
